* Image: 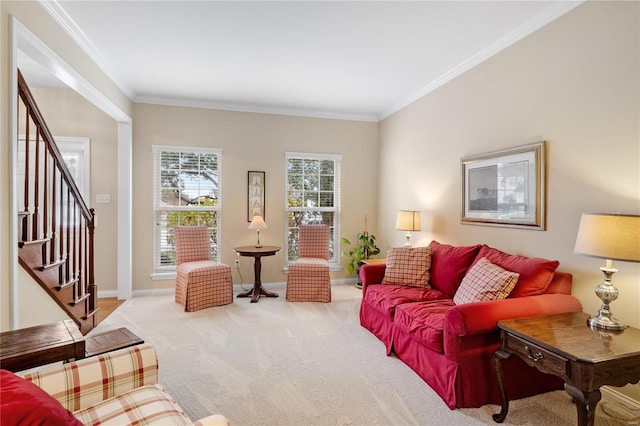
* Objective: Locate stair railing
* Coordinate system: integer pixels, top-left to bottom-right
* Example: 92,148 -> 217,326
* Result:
16,69 -> 97,332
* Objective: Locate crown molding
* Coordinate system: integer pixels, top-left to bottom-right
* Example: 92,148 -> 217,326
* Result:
38,0 -> 584,124
378,1 -> 585,121
135,95 -> 379,122
37,0 -> 135,99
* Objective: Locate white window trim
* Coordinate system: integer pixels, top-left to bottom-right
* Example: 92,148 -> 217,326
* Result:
151,145 -> 222,276
284,151 -> 342,269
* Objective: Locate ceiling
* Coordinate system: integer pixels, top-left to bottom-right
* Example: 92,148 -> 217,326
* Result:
21,1 -> 582,122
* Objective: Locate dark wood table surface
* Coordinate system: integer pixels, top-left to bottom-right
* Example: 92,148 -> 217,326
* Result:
84,327 -> 144,357
493,312 -> 640,426
234,245 -> 281,303
0,320 -> 85,372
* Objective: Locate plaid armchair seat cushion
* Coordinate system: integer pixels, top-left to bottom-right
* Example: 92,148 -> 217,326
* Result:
175,261 -> 233,311
286,257 -> 332,302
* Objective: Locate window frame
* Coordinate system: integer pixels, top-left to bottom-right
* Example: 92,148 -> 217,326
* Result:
284,151 -> 342,269
151,145 -> 222,279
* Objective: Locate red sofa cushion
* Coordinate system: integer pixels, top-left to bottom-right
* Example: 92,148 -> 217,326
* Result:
0,370 -> 82,426
428,241 -> 481,297
364,284 -> 448,319
394,300 -> 456,353
472,245 -> 559,297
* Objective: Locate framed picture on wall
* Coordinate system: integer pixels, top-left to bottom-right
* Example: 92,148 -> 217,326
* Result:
248,171 -> 265,221
461,141 -> 546,230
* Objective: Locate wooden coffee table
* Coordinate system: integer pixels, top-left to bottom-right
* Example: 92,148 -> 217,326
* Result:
493,312 -> 640,426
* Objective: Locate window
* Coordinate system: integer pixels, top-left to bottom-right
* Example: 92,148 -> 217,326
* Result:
153,146 -> 222,275
285,152 -> 341,267
57,137 -> 91,202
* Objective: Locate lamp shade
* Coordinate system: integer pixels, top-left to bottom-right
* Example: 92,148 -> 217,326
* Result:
574,213 -> 640,263
395,210 -> 421,232
249,215 -> 267,230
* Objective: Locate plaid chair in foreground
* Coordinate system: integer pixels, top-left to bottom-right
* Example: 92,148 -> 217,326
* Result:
286,225 -> 332,302
174,226 -> 233,311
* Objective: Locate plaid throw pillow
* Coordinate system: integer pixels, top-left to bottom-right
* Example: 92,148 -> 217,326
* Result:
381,246 -> 431,288
453,257 -> 519,304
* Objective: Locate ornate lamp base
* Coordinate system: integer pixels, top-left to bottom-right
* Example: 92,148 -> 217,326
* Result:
587,266 -> 628,331
403,232 -> 412,247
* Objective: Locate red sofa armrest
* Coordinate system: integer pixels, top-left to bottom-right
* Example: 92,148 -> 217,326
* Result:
360,263 -> 386,295
445,293 -> 583,338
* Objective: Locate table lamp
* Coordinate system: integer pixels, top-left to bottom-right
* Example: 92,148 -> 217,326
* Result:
395,210 -> 421,247
249,215 -> 267,248
574,213 -> 640,330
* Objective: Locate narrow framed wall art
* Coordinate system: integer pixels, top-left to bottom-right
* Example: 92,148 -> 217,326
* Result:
248,170 -> 265,221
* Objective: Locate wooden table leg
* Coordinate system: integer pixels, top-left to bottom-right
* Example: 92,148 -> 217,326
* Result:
564,384 -> 600,426
492,349 -> 511,423
236,255 -> 279,303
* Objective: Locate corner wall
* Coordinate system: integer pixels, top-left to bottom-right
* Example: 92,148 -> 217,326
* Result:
378,0 -> 639,402
1,0 -> 132,331
133,103 -> 379,292
378,1 -> 639,327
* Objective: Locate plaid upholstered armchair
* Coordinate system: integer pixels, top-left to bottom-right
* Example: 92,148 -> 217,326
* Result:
174,226 -> 233,311
286,224 -> 332,302
4,343 -> 229,425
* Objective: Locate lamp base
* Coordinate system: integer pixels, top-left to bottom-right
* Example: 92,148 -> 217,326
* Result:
255,230 -> 262,248
587,266 -> 628,331
587,314 -> 627,331
403,232 -> 412,247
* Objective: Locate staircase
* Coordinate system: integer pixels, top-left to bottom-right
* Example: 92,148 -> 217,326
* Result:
16,69 -> 98,335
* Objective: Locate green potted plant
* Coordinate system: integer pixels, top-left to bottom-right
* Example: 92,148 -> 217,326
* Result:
341,216 -> 381,287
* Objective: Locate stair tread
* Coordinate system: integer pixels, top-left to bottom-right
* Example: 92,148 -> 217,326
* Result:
57,278 -> 79,291
71,293 -> 90,306
39,257 -> 66,271
19,237 -> 50,248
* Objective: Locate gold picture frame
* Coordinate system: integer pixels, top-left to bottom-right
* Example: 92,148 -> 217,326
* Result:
248,171 -> 265,221
461,141 -> 546,230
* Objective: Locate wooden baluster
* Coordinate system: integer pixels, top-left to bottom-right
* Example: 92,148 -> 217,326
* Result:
50,160 -> 57,265
22,107 -> 30,242
58,168 -> 65,284
42,144 -> 50,263
78,214 -> 84,300
88,208 -> 96,314
65,185 -> 71,286
32,130 -> 40,241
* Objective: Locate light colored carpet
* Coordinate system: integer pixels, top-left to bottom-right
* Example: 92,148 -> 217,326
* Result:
91,283 -> 580,426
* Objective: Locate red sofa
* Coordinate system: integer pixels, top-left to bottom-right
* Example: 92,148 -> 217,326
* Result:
359,241 -> 583,409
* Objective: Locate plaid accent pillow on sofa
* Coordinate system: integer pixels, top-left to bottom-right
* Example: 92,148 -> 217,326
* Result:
453,257 -> 519,304
381,246 -> 431,288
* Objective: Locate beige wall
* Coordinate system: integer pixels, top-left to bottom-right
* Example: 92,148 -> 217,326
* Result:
28,87 -> 119,293
378,1 -> 639,400
133,103 -> 379,291
379,1 -> 640,329
1,0 -> 132,330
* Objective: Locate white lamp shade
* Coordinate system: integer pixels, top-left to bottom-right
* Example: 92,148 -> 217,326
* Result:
395,210 -> 421,231
574,213 -> 640,263
249,215 -> 267,230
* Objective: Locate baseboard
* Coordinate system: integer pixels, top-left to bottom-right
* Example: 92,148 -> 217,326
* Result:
132,288 -> 175,297
97,290 -> 118,298
101,280 -> 358,300
602,386 -> 640,410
